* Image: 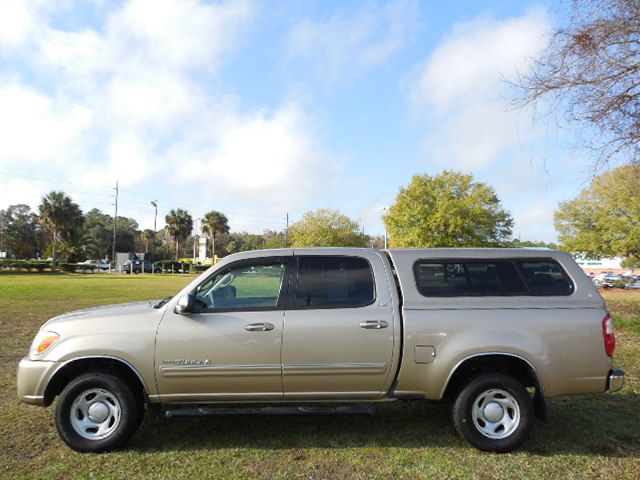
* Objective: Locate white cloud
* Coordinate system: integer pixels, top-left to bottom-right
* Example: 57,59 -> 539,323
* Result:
173,104 -> 337,210
512,199 -> 557,243
412,8 -> 550,168
0,80 -> 92,165
0,0 -> 342,232
288,0 -> 418,81
108,0 -> 253,71
0,0 -> 40,47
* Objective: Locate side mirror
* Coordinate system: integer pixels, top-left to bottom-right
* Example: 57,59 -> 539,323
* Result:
175,293 -> 194,315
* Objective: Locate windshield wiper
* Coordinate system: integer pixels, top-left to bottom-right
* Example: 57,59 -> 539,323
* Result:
153,297 -> 172,309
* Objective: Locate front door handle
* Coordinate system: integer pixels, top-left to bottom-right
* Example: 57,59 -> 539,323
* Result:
245,323 -> 275,332
359,320 -> 388,329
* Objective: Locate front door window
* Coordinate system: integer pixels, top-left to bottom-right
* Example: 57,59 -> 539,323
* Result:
195,261 -> 287,310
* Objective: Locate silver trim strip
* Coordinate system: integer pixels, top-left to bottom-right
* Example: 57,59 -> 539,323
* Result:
159,364 -> 281,378
283,363 -> 388,376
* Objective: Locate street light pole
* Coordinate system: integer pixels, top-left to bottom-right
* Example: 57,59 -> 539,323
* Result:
150,200 -> 158,274
381,206 -> 389,249
193,218 -> 202,263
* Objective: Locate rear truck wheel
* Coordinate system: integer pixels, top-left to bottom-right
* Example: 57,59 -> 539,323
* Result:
452,373 -> 534,453
55,372 -> 141,453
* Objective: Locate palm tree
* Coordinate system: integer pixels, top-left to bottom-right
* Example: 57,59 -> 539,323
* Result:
140,229 -> 155,254
201,210 -> 229,261
38,191 -> 83,269
165,209 -> 193,259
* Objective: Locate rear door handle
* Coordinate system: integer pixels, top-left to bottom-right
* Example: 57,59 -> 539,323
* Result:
359,320 -> 388,329
245,323 -> 275,332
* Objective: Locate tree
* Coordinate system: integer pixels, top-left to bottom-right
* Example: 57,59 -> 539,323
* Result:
38,191 -> 84,268
505,239 -> 559,249
517,0 -> 640,166
82,208 -> 139,259
140,229 -> 155,254
555,164 -> 640,258
289,209 -> 368,247
0,209 -> 7,254
0,205 -> 43,258
384,171 -> 513,248
201,210 -> 229,259
263,229 -> 286,249
165,209 -> 193,259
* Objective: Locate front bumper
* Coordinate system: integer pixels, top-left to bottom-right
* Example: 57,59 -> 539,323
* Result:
16,357 -> 60,406
606,368 -> 625,393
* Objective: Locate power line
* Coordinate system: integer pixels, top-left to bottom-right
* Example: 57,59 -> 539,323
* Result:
0,171 -> 287,223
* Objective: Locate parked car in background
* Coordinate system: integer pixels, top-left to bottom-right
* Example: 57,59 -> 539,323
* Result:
627,280 -> 640,290
97,259 -> 110,271
76,260 -> 109,271
123,259 -> 155,274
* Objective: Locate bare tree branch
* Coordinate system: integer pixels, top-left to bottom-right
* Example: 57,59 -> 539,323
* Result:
516,0 -> 640,167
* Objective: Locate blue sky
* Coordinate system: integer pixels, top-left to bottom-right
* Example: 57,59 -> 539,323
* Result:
0,0 -> 598,241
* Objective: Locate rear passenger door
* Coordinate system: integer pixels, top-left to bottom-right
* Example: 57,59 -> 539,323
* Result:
282,252 -> 395,400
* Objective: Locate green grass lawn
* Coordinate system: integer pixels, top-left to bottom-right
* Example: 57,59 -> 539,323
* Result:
0,274 -> 638,479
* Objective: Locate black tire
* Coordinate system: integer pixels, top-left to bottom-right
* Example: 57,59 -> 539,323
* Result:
452,373 -> 534,453
55,372 -> 141,453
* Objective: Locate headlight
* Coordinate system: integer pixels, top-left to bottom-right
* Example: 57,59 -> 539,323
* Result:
30,330 -> 60,356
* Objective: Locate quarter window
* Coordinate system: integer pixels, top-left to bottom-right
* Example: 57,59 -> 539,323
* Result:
515,260 -> 574,295
195,261 -> 287,310
413,259 -> 574,297
294,256 -> 375,308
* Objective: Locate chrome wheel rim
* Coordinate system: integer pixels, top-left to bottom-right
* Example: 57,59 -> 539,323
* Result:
471,388 -> 520,439
70,388 -> 121,440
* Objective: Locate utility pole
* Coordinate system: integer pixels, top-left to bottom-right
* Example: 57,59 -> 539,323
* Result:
112,180 -> 119,265
284,213 -> 289,247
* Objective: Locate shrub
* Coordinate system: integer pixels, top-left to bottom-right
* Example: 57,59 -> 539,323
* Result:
60,263 -> 78,273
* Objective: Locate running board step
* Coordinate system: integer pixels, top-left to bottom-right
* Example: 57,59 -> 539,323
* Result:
164,405 -> 376,418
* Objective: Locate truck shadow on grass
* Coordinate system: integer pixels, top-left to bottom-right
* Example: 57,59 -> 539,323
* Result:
130,393 -> 640,457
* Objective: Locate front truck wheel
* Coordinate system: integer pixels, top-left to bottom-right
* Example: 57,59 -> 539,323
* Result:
452,373 -> 534,453
55,372 -> 142,453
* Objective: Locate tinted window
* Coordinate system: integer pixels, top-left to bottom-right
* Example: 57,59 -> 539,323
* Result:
414,261 -> 527,296
295,256 -> 375,308
515,260 -> 574,295
195,261 -> 286,310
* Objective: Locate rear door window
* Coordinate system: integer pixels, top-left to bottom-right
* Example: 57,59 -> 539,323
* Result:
294,256 -> 375,308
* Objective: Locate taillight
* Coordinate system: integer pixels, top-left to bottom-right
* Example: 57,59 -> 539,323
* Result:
602,314 -> 615,357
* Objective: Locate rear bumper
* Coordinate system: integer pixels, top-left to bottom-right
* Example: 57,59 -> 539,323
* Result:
606,368 -> 625,393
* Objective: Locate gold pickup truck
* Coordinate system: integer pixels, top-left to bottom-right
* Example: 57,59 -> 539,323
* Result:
17,248 -> 624,453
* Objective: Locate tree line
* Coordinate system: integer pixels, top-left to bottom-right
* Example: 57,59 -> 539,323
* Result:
1,165 -> 636,267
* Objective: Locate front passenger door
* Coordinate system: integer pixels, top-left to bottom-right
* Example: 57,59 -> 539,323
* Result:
155,257 -> 291,402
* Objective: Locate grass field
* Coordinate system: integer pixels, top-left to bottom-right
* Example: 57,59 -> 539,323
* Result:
0,274 -> 639,479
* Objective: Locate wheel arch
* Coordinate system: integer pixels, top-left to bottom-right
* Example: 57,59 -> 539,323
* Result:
44,356 -> 148,407
441,352 -> 544,400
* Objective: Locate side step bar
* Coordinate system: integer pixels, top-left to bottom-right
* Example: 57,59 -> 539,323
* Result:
164,405 -> 376,418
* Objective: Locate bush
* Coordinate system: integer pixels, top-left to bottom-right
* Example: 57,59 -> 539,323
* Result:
60,263 -> 78,273
0,259 -> 53,272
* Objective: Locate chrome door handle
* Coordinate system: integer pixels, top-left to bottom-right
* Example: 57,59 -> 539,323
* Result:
245,323 -> 275,332
359,320 -> 388,329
